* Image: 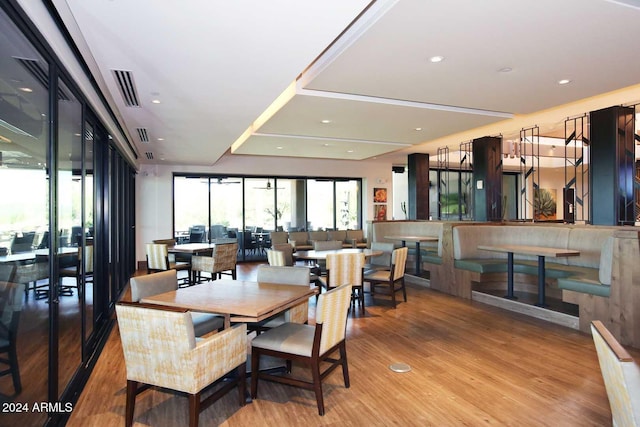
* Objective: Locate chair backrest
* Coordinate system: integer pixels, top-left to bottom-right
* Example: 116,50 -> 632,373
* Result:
129,270 -> 178,302
271,243 -> 294,266
153,238 -> 176,246
0,264 -> 17,283
0,282 -> 25,336
213,243 -> 238,272
146,243 -> 169,270
326,252 -> 365,287
369,242 -> 395,267
315,284 -> 353,355
115,303 -> 196,385
209,225 -> 228,239
257,265 -> 309,286
391,247 -> 409,279
591,321 -> 640,427
10,232 -> 35,254
266,249 -> 286,266
313,240 -> 343,251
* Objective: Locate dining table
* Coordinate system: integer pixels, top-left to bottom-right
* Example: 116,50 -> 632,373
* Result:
140,278 -> 317,328
477,244 -> 580,307
383,235 -> 439,276
292,247 -> 383,261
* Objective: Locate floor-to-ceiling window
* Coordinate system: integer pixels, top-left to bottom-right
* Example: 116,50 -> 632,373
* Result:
173,175 -> 362,260
0,4 -> 136,425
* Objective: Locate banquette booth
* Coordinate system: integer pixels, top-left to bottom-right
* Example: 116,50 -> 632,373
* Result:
370,220 -> 640,349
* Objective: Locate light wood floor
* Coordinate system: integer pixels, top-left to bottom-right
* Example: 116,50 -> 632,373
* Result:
67,263 -> 637,427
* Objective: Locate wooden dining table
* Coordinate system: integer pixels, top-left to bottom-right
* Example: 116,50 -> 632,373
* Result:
292,248 -> 383,261
140,278 -> 317,328
478,244 -> 580,307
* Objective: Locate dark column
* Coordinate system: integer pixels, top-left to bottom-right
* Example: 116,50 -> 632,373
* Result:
472,136 -> 503,222
589,106 -> 635,225
407,153 -> 429,220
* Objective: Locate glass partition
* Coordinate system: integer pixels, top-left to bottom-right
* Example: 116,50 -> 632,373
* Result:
307,179 -> 334,230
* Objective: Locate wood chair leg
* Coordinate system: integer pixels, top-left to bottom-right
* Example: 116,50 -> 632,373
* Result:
401,278 -> 407,302
250,351 -> 260,399
188,392 -> 200,427
340,341 -> 350,388
311,361 -> 325,416
391,282 -> 397,308
125,380 -> 137,427
9,344 -> 21,394
237,363 -> 246,407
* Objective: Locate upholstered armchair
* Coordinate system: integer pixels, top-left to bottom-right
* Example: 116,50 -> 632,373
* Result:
191,242 -> 238,282
269,244 -> 322,296
591,320 -> 640,426
116,302 -> 247,427
251,284 -> 353,416
129,270 -> 223,337
324,252 -> 365,311
364,241 -> 395,273
0,281 -> 25,394
145,243 -> 191,286
364,247 -> 408,308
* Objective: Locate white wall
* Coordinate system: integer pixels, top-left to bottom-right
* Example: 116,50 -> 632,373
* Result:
135,155 -> 394,262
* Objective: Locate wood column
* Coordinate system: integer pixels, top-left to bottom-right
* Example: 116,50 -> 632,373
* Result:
589,105 -> 635,225
472,136 -> 503,221
408,153 -> 430,220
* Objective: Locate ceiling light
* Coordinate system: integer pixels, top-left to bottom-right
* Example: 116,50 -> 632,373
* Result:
558,79 -> 571,85
429,56 -> 445,63
157,138 -> 164,141
347,150 -> 354,153
498,67 -> 513,73
414,127 -> 422,131
18,87 -> 32,93
151,99 -> 161,104
321,119 -> 331,124
323,143 -> 331,147
276,146 -> 283,150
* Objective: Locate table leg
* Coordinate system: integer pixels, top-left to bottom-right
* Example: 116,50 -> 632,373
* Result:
535,255 -> 547,307
415,242 -> 421,276
504,252 -> 517,299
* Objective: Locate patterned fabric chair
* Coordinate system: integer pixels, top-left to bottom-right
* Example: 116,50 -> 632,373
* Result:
0,281 -> 25,394
251,284 -> 353,416
364,247 -> 408,308
129,270 -> 224,337
145,243 -> 191,286
191,242 -> 238,283
269,244 -> 322,297
591,320 -> 640,427
248,265 -> 311,333
60,245 -> 94,299
324,252 -> 365,312
116,302 -> 247,427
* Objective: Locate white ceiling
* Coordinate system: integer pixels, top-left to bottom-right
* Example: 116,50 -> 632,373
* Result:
51,0 -> 640,168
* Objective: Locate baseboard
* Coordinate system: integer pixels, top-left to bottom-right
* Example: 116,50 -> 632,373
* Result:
471,290 -> 579,330
405,274 -> 430,288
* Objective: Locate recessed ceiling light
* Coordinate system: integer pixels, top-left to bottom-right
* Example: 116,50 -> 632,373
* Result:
18,87 -> 32,93
323,143 -> 331,147
321,119 -> 331,124
498,67 -> 513,73
558,79 -> 571,85
276,146 -> 283,150
429,55 -> 445,63
414,127 -> 422,131
151,99 -> 161,104
157,138 -> 164,141
347,150 -> 354,153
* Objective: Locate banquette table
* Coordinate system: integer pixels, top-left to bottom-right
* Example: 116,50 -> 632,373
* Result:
141,278 -> 317,328
478,244 -> 580,307
383,235 -> 439,276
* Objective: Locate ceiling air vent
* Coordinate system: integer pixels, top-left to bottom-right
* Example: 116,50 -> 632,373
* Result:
137,128 -> 149,143
14,57 -> 70,100
112,69 -> 140,107
145,152 -> 154,160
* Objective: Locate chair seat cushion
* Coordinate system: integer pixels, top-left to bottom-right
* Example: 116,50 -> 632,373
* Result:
252,322 -> 315,357
190,312 -> 224,336
257,314 -> 286,329
364,270 -> 391,282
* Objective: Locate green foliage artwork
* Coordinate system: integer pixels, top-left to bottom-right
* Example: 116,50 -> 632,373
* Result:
534,188 -> 557,220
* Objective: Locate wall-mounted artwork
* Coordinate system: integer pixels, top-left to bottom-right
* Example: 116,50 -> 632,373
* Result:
534,188 -> 557,220
374,204 -> 387,221
373,187 -> 387,203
